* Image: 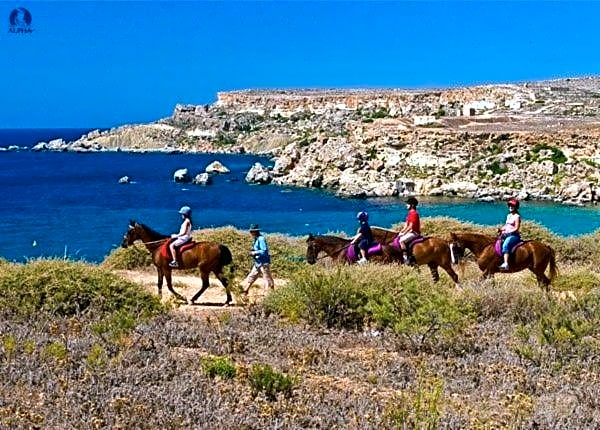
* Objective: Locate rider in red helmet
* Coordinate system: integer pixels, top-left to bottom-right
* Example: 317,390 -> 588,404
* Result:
498,198 -> 522,270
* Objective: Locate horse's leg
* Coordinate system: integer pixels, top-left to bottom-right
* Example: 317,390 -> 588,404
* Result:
156,267 -> 164,296
165,269 -> 187,303
190,270 -> 211,304
427,263 -> 440,283
214,267 -> 233,305
439,261 -> 460,286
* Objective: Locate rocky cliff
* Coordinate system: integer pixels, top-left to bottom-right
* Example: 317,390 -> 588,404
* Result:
44,77 -> 600,205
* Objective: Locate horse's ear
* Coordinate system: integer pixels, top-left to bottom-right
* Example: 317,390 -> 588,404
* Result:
450,232 -> 457,240
307,233 -> 314,241
129,220 -> 137,229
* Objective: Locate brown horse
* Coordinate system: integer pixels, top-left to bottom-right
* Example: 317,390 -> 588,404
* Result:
449,232 -> 557,290
306,232 -> 460,285
121,221 -> 234,305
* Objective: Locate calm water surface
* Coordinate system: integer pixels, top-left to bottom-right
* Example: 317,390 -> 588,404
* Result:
1,130 -> 598,263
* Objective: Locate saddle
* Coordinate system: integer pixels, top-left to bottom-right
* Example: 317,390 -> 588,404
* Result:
494,237 -> 527,257
392,235 -> 425,253
160,238 -> 196,262
346,242 -> 382,262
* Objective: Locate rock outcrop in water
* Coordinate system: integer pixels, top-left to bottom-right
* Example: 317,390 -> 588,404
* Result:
44,77 -> 600,205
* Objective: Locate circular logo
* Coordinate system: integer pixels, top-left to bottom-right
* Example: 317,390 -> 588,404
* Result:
9,7 -> 32,27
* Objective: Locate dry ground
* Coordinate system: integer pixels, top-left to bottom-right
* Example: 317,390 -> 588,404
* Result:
117,269 -> 287,315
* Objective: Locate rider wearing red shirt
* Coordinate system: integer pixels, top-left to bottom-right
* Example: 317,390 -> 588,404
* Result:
397,197 -> 421,263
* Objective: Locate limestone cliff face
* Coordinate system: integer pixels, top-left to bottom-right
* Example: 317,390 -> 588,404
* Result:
60,77 -> 600,205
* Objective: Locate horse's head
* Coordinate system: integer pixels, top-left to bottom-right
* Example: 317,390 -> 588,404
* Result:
122,220 -> 142,248
306,233 -> 318,264
449,233 -> 466,264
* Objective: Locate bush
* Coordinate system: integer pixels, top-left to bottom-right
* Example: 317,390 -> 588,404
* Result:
0,259 -> 165,320
248,363 -> 297,401
102,244 -> 153,270
264,265 -> 475,350
200,355 -> 237,379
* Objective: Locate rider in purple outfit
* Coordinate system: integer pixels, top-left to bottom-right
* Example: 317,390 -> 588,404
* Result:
350,211 -> 374,264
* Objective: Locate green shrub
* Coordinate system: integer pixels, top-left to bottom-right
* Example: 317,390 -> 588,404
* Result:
86,343 -> 108,369
248,363 -> 297,401
42,341 -> 68,363
512,289 -> 600,367
0,259 -> 165,320
530,143 -> 567,164
91,309 -> 137,340
102,245 -> 153,270
383,368 -> 444,429
264,265 -> 475,349
200,355 -> 237,379
488,160 -> 508,175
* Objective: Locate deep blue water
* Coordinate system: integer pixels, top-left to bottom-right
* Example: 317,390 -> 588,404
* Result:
1,129 -> 599,263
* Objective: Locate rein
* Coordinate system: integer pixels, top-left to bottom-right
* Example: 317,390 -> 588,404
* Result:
313,242 -> 352,261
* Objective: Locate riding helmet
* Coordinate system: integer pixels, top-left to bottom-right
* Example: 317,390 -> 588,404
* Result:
179,206 -> 192,216
507,198 -> 520,209
406,197 -> 419,207
356,211 -> 368,221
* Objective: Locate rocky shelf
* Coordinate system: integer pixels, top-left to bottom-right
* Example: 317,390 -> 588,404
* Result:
30,76 -> 600,205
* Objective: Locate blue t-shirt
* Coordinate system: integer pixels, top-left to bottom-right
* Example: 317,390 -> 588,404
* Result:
359,221 -> 373,243
251,235 -> 271,266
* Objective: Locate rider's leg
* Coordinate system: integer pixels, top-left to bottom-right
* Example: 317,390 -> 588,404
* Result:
358,239 -> 368,264
169,243 -> 177,267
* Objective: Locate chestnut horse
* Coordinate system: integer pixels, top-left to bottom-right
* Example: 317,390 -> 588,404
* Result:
449,232 -> 557,290
306,231 -> 460,285
121,221 -> 234,305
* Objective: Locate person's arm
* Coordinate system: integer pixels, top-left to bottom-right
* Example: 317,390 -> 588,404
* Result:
173,219 -> 191,237
350,229 -> 362,244
514,215 -> 521,232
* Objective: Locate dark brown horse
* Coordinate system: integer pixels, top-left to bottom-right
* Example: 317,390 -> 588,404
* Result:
306,232 -> 460,285
121,221 -> 234,304
449,232 -> 557,290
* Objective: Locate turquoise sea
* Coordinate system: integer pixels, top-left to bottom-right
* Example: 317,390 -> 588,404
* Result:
1,129 -> 599,263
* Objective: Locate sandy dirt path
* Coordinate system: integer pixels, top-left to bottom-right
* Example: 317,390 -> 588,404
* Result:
117,269 -> 287,315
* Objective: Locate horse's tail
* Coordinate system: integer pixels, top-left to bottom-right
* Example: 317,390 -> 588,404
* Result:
219,244 -> 234,274
548,246 -> 558,282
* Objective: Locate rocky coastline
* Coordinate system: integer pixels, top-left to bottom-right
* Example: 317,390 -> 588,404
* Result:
27,77 -> 600,206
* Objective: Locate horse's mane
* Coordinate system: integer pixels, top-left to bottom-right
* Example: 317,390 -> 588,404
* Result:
315,234 -> 351,245
458,232 -> 496,244
138,223 -> 169,240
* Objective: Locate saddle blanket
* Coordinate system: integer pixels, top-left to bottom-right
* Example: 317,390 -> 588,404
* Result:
346,242 -> 382,262
160,238 -> 196,260
494,238 -> 527,257
391,235 -> 426,252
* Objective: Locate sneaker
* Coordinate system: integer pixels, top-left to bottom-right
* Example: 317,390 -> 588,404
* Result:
403,255 -> 409,264
358,257 -> 368,265
169,260 -> 179,268
498,262 -> 509,270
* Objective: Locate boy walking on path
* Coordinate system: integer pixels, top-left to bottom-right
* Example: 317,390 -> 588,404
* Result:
242,224 -> 275,293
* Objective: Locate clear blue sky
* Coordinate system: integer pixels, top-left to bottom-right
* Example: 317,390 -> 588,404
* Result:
2,1 -> 599,128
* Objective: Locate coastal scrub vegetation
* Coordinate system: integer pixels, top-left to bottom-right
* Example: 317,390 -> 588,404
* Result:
2,219 -> 600,428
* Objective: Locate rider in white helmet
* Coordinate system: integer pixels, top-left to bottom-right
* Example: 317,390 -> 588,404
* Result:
169,206 -> 193,268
